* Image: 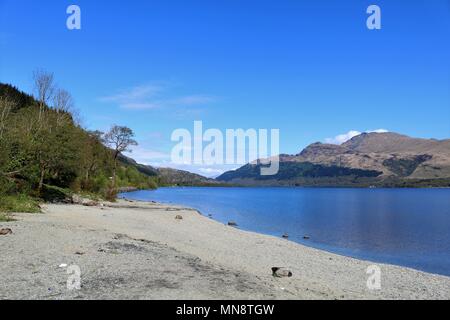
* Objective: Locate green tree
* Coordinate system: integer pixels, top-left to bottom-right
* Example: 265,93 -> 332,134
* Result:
103,125 -> 137,188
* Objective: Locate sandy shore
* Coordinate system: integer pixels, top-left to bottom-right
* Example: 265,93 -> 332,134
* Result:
1,199 -> 449,300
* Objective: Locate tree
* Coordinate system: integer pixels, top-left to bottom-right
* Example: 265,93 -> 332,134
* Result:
80,130 -> 107,187
0,97 -> 13,183
53,88 -> 74,126
33,69 -> 55,122
103,125 -> 137,187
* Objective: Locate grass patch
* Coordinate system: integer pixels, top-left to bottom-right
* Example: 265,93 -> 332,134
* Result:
0,194 -> 41,215
0,213 -> 15,222
0,212 -> 14,222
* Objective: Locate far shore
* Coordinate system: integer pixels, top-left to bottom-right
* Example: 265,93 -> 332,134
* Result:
1,198 -> 449,300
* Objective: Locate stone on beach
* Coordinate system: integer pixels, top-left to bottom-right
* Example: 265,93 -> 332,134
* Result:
228,221 -> 238,227
175,215 -> 183,220
271,267 -> 293,278
83,201 -> 99,207
72,194 -> 99,207
0,228 -> 13,235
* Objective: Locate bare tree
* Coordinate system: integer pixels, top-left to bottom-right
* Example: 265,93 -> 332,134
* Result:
33,69 -> 55,122
103,125 -> 138,187
53,88 -> 74,126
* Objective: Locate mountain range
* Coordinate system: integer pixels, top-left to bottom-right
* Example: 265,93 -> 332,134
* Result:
216,132 -> 450,187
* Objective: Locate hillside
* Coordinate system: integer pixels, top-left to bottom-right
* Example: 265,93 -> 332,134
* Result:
0,81 -> 214,208
0,82 -> 160,206
217,132 -> 450,187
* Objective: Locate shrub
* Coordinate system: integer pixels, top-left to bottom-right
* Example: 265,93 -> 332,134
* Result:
40,184 -> 72,203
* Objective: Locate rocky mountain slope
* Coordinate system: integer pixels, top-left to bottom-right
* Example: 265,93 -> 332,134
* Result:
217,132 -> 450,187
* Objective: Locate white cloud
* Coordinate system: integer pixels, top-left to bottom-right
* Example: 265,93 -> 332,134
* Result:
325,129 -> 389,145
368,129 -> 389,134
99,83 -> 216,110
198,168 -> 226,175
325,130 -> 362,145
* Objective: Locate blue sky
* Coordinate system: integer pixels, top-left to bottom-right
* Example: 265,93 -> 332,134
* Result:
1,0 -> 449,176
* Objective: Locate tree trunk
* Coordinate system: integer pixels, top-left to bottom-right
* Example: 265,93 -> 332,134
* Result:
112,151 -> 119,188
38,166 -> 45,195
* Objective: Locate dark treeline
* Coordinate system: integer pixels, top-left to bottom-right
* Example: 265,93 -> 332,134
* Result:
0,71 -> 157,215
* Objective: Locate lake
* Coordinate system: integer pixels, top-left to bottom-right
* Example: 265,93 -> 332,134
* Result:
120,187 -> 450,276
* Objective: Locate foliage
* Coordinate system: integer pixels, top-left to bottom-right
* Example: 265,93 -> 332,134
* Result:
217,162 -> 383,182
40,185 -> 72,203
0,74 -> 159,209
382,155 -> 433,177
103,125 -> 138,187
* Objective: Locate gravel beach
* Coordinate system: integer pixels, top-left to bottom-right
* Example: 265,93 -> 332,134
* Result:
1,199 -> 449,300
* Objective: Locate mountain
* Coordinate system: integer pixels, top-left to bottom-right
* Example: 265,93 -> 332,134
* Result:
217,132 -> 450,187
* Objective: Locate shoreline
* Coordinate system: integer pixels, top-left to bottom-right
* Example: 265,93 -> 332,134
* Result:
120,188 -> 450,278
119,193 -> 448,277
1,199 -> 449,299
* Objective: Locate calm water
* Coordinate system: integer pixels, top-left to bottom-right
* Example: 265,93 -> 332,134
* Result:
121,187 -> 450,276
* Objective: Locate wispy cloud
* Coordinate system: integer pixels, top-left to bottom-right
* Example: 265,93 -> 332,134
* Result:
325,129 -> 388,145
121,102 -> 161,110
125,146 -> 170,165
99,83 -> 216,110
100,84 -> 163,104
172,95 -> 215,106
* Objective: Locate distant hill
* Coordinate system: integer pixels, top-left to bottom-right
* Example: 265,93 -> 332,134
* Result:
117,154 -> 158,177
217,132 -> 450,187
156,168 -> 219,186
118,154 -> 216,186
